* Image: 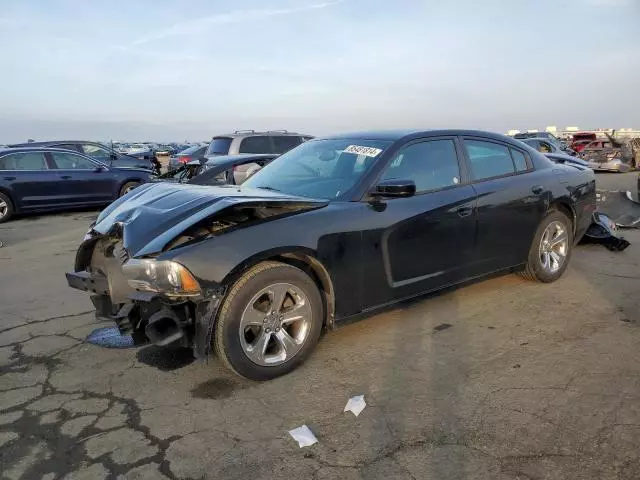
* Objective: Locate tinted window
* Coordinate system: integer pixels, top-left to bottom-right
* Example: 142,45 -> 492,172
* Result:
82,144 -> 112,161
239,136 -> 272,154
51,152 -> 96,170
464,140 -> 515,180
0,152 -> 48,170
272,136 -> 302,154
539,141 -> 553,153
381,140 -> 460,193
510,149 -> 529,171
206,137 -> 232,155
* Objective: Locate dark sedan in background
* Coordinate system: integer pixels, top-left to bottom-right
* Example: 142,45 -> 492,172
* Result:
156,153 -> 277,185
8,140 -> 156,171
67,130 -> 595,381
0,147 -> 152,223
167,144 -> 208,170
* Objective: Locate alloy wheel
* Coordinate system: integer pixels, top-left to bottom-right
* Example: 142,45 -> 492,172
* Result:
239,282 -> 312,366
539,221 -> 569,274
0,199 -> 7,220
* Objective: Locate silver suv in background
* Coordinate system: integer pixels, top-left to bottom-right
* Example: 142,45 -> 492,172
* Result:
204,130 -> 313,183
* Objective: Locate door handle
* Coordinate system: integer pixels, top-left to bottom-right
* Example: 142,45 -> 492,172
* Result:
456,205 -> 473,218
3,176 -> 16,181
60,175 -> 72,180
531,185 -> 544,195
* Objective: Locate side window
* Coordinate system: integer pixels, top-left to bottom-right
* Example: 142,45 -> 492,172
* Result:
464,140 -> 515,181
272,136 -> 302,154
381,140 -> 460,193
54,143 -> 81,152
50,152 -> 96,170
538,141 -> 552,153
510,149 -> 529,172
82,144 -> 112,161
239,136 -> 272,154
0,152 -> 48,170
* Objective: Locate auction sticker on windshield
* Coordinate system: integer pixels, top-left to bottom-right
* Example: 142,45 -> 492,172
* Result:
344,145 -> 383,157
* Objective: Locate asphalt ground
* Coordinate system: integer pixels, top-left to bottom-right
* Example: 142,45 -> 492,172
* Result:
1,172 -> 639,480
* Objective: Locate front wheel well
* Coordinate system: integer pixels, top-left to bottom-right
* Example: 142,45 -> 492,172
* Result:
0,188 -> 15,211
221,251 -> 336,329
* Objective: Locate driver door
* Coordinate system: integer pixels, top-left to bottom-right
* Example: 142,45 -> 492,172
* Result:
359,138 -> 478,308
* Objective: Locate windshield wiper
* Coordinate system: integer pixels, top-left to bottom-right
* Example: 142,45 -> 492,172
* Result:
255,186 -> 281,192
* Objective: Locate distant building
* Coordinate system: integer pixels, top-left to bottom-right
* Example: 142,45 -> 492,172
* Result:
545,126 -> 557,134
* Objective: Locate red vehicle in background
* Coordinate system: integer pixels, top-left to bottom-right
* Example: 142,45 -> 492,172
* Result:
570,132 -> 598,153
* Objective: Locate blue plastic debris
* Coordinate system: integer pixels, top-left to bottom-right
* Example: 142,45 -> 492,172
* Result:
86,327 -> 136,348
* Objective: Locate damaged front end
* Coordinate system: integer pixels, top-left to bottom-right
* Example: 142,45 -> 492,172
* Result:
66,234 -> 218,351
65,183 -> 327,356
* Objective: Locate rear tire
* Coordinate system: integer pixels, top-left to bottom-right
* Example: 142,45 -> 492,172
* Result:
119,182 -> 140,197
0,192 -> 14,224
214,261 -> 323,380
520,210 -> 573,283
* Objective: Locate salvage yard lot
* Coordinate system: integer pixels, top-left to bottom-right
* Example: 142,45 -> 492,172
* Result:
1,173 -> 639,480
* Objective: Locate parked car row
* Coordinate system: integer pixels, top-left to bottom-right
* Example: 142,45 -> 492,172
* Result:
0,130 -> 313,223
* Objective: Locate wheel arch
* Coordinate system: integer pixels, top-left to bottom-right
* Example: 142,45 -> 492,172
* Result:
549,200 -> 576,235
0,187 -> 17,212
219,247 -> 336,329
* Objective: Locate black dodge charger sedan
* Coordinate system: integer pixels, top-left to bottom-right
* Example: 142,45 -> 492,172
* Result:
66,130 -> 596,380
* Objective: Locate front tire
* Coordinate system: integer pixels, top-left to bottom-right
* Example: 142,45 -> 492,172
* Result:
520,210 -> 573,283
214,261 -> 323,380
0,192 -> 14,224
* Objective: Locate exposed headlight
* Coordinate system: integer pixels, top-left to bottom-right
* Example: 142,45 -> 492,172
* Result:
122,259 -> 201,296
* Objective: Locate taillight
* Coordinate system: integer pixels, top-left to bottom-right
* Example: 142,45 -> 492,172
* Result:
179,156 -> 192,163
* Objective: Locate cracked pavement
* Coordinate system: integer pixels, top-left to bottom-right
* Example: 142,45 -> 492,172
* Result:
1,173 -> 640,479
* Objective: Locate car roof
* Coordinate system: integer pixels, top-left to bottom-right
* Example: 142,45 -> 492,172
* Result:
8,140 -> 104,148
520,137 -> 551,143
212,131 -> 311,138
0,146 -> 94,155
320,129 -> 523,144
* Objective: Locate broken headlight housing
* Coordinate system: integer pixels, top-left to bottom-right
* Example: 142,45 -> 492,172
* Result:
122,259 -> 201,296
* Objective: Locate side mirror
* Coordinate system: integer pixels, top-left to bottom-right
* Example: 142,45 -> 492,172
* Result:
110,153 -> 118,161
371,179 -> 416,198
93,165 -> 105,173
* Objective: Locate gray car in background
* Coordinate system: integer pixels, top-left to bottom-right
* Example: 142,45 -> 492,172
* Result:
204,130 -> 313,182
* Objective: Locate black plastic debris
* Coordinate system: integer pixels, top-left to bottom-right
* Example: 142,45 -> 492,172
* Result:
86,326 -> 136,348
580,212 -> 631,252
596,190 -> 640,228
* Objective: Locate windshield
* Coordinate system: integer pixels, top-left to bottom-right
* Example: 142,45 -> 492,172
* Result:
243,139 -> 391,199
206,137 -> 232,155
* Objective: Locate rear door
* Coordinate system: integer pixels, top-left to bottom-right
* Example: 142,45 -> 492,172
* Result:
48,151 -> 114,205
0,151 -> 60,210
359,137 -> 478,308
461,137 -> 548,273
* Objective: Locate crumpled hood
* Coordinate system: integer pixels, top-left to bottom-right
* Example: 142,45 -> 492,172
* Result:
92,182 -> 328,257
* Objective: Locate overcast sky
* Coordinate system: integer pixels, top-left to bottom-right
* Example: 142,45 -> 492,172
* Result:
1,0 -> 638,142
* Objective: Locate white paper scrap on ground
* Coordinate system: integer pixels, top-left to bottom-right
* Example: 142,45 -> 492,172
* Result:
344,394 -> 367,417
288,425 -> 318,448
